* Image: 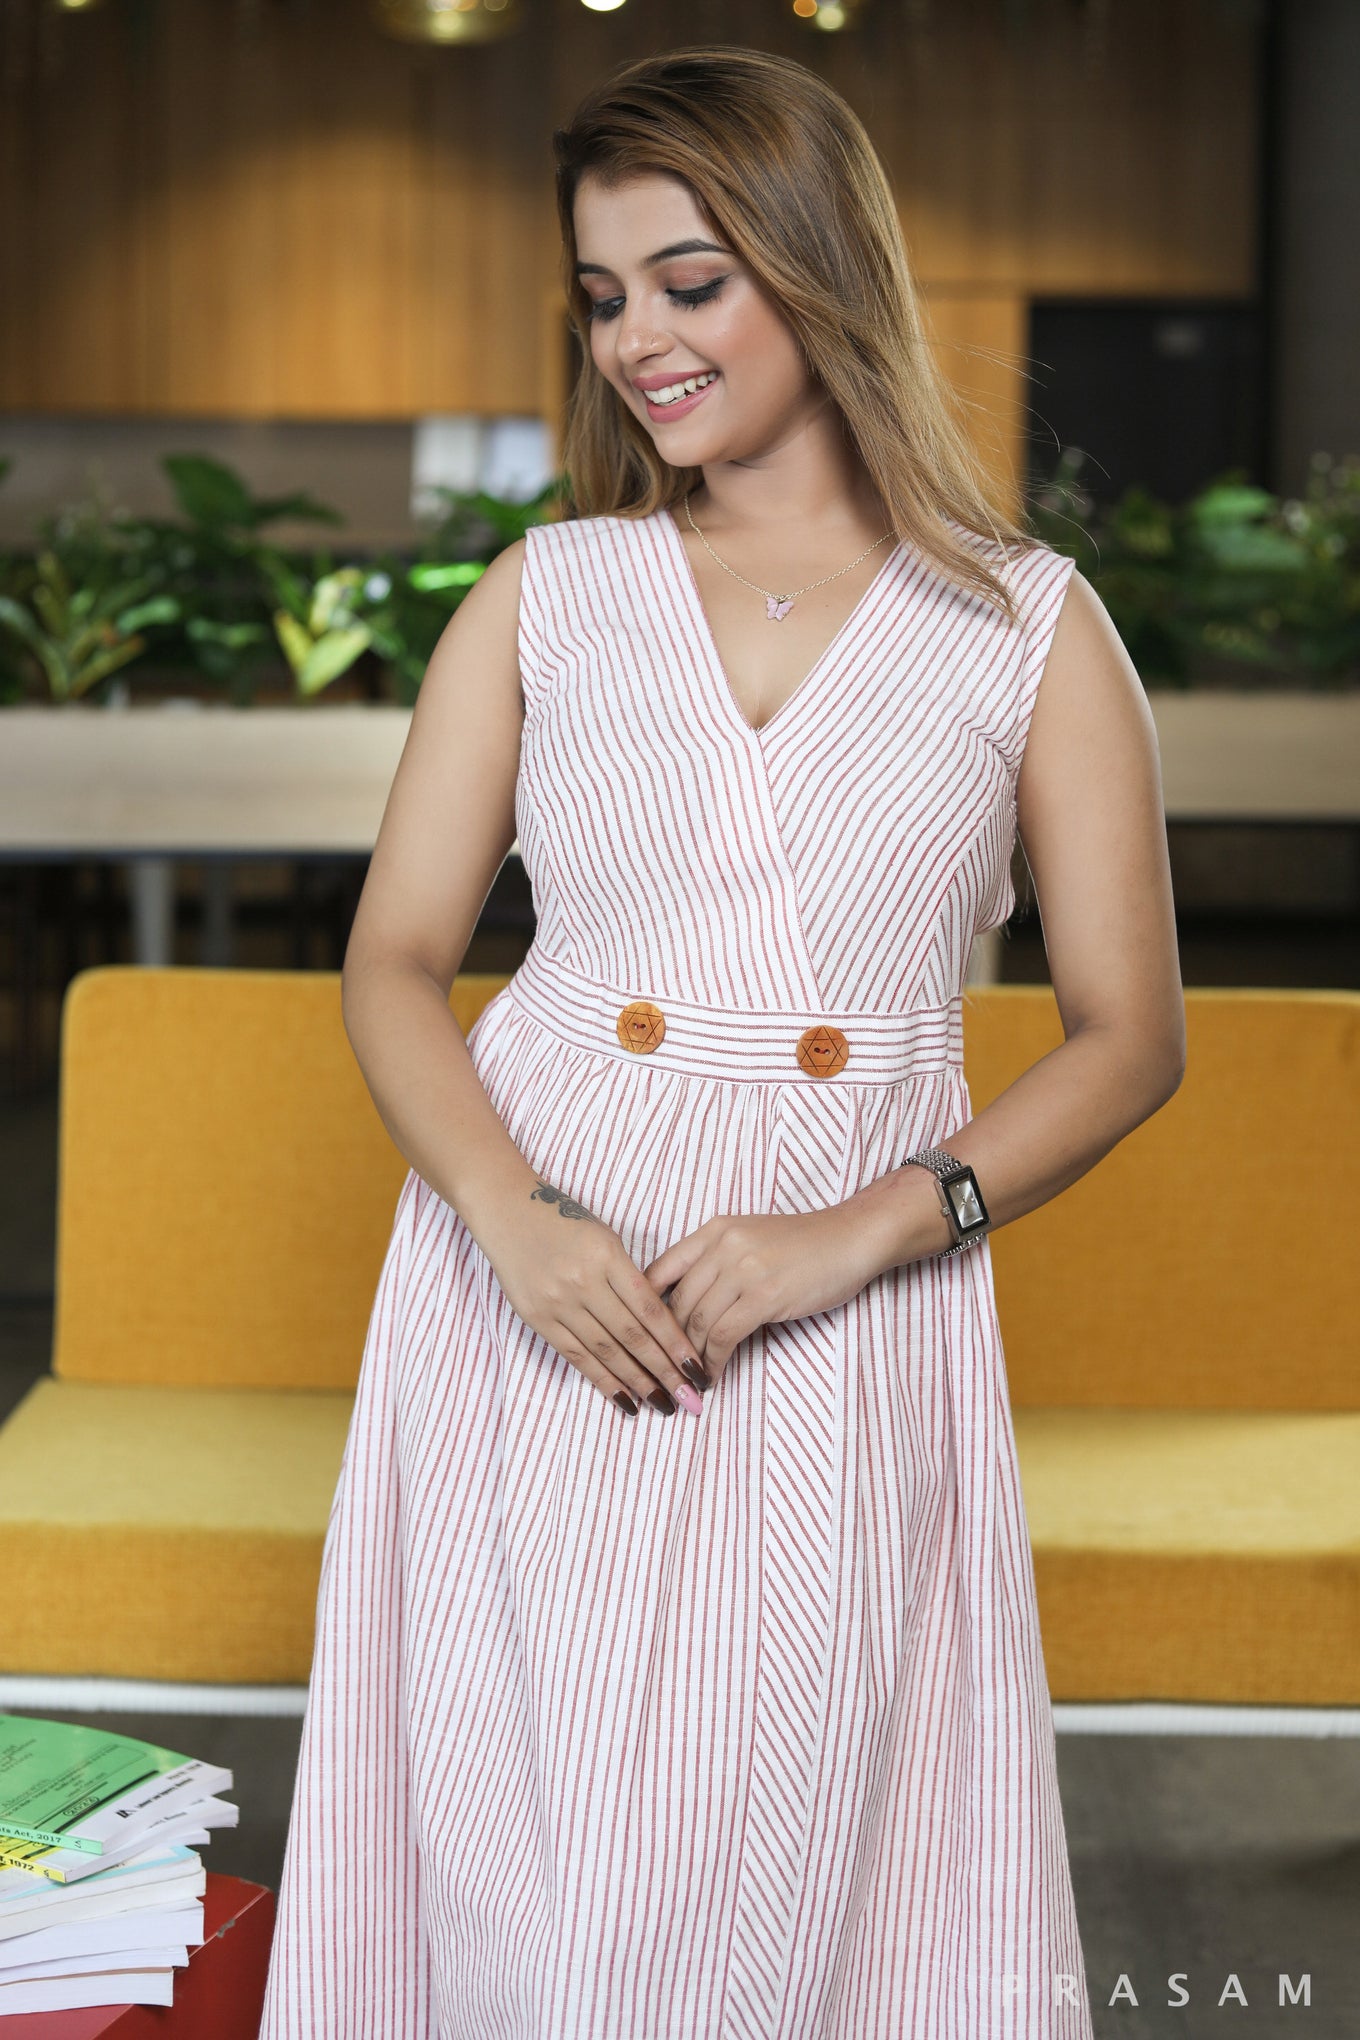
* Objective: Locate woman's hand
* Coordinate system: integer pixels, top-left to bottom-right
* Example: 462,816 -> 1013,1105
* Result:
481,1176 -> 710,1419
641,1206 -> 883,1383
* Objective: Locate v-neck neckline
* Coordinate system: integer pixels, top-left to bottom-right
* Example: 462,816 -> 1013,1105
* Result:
652,507 -> 902,744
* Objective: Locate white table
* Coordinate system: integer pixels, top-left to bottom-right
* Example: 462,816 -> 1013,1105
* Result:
2,694 -> 1357,975
0,704 -> 419,967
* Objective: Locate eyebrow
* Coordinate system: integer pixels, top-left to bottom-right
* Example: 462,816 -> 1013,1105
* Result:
575,239 -> 730,278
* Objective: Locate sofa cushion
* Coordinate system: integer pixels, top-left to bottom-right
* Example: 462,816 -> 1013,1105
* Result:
1014,1407 -> 1360,1703
969,987 -> 1360,1410
0,1377 -> 353,1683
53,967 -> 508,1392
4,1382 -> 1356,1701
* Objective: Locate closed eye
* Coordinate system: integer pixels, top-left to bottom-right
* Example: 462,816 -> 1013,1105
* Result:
586,279 -> 727,324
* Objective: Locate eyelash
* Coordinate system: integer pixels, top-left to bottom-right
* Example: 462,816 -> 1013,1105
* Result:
585,279 -> 727,324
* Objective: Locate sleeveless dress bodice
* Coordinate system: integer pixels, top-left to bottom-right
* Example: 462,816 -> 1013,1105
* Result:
515,508 -> 1042,1015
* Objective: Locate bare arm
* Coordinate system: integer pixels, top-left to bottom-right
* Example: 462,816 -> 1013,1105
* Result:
340,537 -> 708,1417
340,538 -> 540,1250
847,566 -> 1187,1271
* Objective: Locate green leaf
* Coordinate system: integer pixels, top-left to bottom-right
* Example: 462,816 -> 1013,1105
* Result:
37,549 -> 71,601
1196,525 -> 1308,574
297,624 -> 372,697
69,636 -> 147,698
186,617 -> 270,651
309,568 -> 365,636
408,561 -> 485,591
0,595 -> 43,651
68,620 -> 113,665
273,609 -> 315,681
1191,484 -> 1276,527
32,583 -> 67,637
255,550 -> 312,620
162,454 -> 260,531
115,596 -> 182,632
250,490 -> 345,530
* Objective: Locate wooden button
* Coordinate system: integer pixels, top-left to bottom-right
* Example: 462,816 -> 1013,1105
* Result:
796,1024 -> 849,1078
617,1000 -> 666,1054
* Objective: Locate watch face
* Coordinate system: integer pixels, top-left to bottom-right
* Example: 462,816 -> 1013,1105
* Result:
946,1171 -> 988,1231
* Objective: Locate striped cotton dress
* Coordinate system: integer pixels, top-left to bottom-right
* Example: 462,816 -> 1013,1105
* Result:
260,507 -> 1092,2040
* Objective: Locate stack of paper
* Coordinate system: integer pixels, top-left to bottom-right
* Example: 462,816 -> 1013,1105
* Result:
0,1714 -> 238,2014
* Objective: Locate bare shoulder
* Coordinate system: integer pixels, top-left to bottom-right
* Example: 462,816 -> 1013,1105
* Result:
415,533 -> 528,723
1015,566 -> 1184,1070
1019,566 -> 1160,793
342,535 -> 529,992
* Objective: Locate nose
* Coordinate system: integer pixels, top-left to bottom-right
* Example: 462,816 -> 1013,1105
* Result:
615,297 -> 671,365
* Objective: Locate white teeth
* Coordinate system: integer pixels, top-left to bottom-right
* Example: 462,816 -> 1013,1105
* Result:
647,370 -> 718,406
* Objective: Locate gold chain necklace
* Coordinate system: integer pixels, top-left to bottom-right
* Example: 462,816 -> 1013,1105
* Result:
683,491 -> 894,622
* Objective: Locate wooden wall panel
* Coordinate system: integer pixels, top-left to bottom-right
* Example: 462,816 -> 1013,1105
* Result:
361,27 -> 562,416
0,6 -> 154,408
919,291 -> 1034,521
0,0 -> 1260,424
145,10 -> 555,416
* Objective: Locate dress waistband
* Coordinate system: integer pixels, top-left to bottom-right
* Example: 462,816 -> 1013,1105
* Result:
506,947 -> 964,1086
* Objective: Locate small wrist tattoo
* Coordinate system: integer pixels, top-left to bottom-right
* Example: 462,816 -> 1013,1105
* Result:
529,1179 -> 596,1222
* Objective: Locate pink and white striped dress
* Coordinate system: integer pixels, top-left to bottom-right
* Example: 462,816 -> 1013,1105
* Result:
260,507 -> 1092,2039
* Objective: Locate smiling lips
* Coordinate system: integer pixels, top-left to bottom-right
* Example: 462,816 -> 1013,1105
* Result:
639,369 -> 720,415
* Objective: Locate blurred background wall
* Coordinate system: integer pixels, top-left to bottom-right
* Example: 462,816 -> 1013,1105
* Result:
1,0 -> 1357,1047
0,0 -> 1278,546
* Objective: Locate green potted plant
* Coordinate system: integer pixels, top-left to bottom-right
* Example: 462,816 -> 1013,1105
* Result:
258,478 -> 562,707
1030,447 -> 1360,692
1027,449 -> 1360,834
0,453 -> 566,708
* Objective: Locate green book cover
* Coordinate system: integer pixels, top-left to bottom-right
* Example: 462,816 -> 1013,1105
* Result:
0,1716 -> 191,1875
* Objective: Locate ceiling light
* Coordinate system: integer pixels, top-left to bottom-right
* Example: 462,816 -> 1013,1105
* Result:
371,0 -> 523,45
793,0 -> 868,26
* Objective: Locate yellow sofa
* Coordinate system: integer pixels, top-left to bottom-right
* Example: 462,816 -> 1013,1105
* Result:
0,966 -> 1355,1701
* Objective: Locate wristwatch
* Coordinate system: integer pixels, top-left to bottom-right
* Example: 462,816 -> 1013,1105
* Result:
903,1147 -> 991,1258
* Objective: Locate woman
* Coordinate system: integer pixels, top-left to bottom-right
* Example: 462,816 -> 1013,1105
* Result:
262,44 -> 1183,2040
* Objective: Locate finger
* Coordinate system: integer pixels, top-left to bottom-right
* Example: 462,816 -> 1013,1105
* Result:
586,1298 -> 681,1405
682,1273 -> 743,1366
576,1304 -> 691,1417
549,1315 -> 645,1418
641,1224 -> 709,1292
608,1272 -> 711,1395
666,1261 -> 723,1350
698,1296 -> 756,1379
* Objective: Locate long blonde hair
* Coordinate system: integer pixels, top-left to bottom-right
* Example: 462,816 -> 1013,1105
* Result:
551,44 -> 1039,627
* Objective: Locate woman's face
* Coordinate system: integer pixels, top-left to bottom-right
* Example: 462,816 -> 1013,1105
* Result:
573,170 -> 825,465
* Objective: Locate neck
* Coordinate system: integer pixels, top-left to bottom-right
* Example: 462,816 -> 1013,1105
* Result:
684,475 -> 889,548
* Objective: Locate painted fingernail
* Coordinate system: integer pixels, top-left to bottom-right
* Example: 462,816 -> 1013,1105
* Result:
674,1383 -> 704,1417
647,1387 -> 676,1416
614,1391 -> 638,1417
680,1357 -> 709,1391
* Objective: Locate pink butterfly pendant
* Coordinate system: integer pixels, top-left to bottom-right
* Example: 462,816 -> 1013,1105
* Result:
766,596 -> 794,621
